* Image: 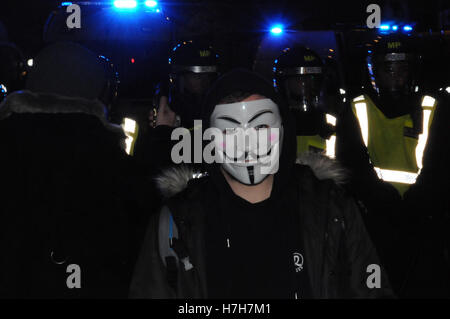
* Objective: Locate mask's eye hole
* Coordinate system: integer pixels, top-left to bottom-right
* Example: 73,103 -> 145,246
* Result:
255,124 -> 270,130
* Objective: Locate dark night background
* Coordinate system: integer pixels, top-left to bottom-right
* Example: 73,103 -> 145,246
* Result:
1,0 -> 449,103
1,0 -> 450,57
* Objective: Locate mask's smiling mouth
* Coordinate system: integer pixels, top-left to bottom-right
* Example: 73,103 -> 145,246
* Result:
223,146 -> 273,165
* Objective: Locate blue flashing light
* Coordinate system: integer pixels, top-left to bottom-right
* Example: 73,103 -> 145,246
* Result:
380,25 -> 390,31
392,25 -> 398,31
403,25 -> 413,32
114,0 -> 137,9
145,1 -> 158,7
270,25 -> 284,36
61,2 -> 72,6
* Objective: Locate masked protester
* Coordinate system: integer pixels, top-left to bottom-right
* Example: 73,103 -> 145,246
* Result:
129,69 -> 394,299
274,46 -> 337,158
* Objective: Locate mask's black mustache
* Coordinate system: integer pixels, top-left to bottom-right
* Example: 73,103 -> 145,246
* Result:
247,166 -> 255,184
223,147 -> 273,162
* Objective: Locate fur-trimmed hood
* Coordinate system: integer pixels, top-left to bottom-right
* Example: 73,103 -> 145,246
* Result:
155,152 -> 348,199
0,90 -> 124,136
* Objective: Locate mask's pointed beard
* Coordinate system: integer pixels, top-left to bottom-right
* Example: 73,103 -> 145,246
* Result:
247,166 -> 255,185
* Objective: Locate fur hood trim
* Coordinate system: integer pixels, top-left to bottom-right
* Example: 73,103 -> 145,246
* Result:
155,152 -> 348,199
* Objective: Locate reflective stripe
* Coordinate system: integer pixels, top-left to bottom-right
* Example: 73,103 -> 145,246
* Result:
384,53 -> 406,62
326,114 -> 337,126
374,167 -> 418,184
416,95 -> 435,169
421,96 -> 436,107
173,65 -> 218,73
123,118 -> 136,133
353,95 -> 365,102
278,66 -> 323,75
122,117 -> 138,156
446,87 -> 450,93
325,114 -> 336,158
326,135 -> 336,158
416,109 -> 432,170
354,102 -> 369,147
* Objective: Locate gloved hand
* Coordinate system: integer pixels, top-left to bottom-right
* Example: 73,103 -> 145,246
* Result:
149,95 -> 178,128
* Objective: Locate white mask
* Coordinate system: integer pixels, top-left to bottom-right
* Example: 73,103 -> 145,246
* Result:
210,98 -> 283,185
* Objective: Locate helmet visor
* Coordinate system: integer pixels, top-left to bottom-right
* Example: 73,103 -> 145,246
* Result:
285,74 -> 323,105
374,53 -> 415,94
182,72 -> 217,95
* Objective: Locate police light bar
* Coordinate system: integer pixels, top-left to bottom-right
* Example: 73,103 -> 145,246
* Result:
145,0 -> 158,7
403,25 -> 413,32
379,23 -> 414,33
61,2 -> 73,6
114,0 -> 137,9
270,25 -> 283,35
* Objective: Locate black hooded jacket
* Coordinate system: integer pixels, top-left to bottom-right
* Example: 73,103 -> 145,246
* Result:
130,69 -> 394,299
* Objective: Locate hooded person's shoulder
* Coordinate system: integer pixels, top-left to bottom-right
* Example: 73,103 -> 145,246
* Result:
295,152 -> 348,186
292,152 -> 353,204
154,165 -> 211,202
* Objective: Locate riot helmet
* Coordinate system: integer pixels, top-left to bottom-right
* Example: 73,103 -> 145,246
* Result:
168,41 -> 220,126
274,46 -> 333,137
366,34 -> 421,115
274,46 -> 324,113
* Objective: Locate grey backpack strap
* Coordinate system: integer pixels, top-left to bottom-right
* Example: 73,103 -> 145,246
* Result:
158,206 -> 195,272
158,206 -> 179,267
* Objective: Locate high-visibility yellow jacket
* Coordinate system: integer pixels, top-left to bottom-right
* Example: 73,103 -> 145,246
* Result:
351,94 -> 437,196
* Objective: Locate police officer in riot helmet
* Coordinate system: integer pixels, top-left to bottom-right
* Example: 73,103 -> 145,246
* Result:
366,34 -> 422,117
153,41 -> 220,129
274,46 -> 335,153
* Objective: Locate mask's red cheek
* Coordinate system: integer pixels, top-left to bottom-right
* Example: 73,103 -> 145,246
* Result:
270,133 -> 278,142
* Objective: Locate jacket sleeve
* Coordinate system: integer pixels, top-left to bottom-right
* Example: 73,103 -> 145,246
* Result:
338,188 -> 396,299
129,210 -> 175,299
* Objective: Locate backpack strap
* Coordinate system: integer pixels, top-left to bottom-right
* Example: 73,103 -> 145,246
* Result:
158,206 -> 179,290
158,205 -> 179,267
158,205 -> 195,286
